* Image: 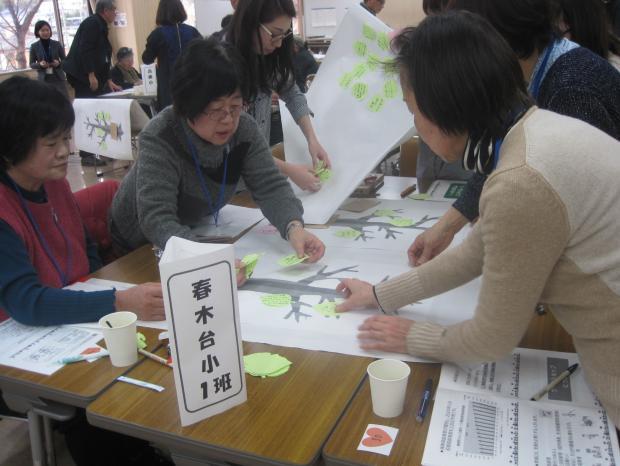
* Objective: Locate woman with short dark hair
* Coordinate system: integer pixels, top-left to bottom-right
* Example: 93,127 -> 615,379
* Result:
29,20 -> 68,98
224,0 -> 331,192
110,38 -> 325,276
0,77 -> 164,326
336,11 -> 620,428
142,0 -> 201,110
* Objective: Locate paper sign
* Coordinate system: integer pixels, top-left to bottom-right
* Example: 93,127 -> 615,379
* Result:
140,63 -> 157,95
357,424 -> 399,456
159,236 -> 246,426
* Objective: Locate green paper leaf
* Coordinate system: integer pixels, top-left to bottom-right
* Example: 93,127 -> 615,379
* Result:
384,79 -> 399,99
362,24 -> 377,41
244,352 -> 292,378
277,254 -> 309,267
241,253 -> 261,278
334,228 -> 361,239
377,31 -> 390,51
389,217 -> 414,227
367,94 -> 385,112
260,294 -> 292,308
351,62 -> 369,79
353,40 -> 368,57
374,209 -> 397,218
339,72 -> 354,89
317,168 -> 332,182
351,82 -> 369,101
410,193 -> 431,200
136,332 -> 147,349
313,301 -> 341,318
366,53 -> 381,71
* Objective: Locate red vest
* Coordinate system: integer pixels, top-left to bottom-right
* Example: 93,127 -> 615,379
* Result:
0,179 -> 90,320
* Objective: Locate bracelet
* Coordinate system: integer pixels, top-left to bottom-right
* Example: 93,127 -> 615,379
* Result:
285,220 -> 304,240
372,285 -> 387,314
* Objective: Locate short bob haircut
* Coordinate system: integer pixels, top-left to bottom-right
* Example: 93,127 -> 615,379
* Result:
156,0 -> 188,26
34,20 -> 52,38
0,77 -> 74,172
392,11 -> 531,138
95,0 -> 116,14
229,0 -> 297,100
171,37 -> 248,121
446,0 -> 555,59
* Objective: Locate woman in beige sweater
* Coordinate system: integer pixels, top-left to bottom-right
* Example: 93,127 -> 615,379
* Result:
336,11 -> 620,427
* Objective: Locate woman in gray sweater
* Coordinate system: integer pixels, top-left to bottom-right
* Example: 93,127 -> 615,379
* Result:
110,38 -> 325,277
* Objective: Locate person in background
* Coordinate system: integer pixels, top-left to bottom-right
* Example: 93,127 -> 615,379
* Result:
109,38 -> 325,281
360,0 -> 386,16
407,0 -> 620,267
553,0 -> 620,71
0,76 -> 164,327
29,20 -> 69,99
63,0 -> 122,167
142,0 -> 201,111
336,11 -> 620,429
110,47 -> 142,89
226,0 -> 331,192
292,36 -> 319,93
219,0 -> 239,32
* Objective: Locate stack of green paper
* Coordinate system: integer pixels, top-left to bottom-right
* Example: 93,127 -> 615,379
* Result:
314,161 -> 332,182
240,253 -> 262,279
243,352 -> 292,378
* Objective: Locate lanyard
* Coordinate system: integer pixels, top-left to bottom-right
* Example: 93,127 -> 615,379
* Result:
529,42 -> 554,100
184,134 -> 229,226
40,41 -> 52,62
9,179 -> 72,286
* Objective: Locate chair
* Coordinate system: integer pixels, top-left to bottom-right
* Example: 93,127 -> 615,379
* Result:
74,179 -> 120,265
399,136 -> 419,177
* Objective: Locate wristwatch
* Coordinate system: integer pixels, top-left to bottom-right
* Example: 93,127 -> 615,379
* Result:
285,220 -> 304,240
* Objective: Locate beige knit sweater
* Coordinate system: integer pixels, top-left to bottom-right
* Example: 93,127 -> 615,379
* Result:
375,108 -> 620,427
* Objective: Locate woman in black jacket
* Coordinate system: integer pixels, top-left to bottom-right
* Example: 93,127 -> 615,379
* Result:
29,20 -> 69,99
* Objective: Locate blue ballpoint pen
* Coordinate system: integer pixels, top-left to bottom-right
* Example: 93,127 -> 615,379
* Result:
58,350 -> 109,365
416,378 -> 433,422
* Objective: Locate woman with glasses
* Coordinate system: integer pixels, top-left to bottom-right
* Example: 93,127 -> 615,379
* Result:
109,38 -> 325,282
225,0 -> 331,192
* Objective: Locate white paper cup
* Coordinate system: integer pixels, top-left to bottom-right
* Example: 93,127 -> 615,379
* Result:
367,359 -> 411,418
98,311 -> 138,367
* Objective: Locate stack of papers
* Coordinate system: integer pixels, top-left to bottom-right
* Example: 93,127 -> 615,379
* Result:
243,352 -> 292,378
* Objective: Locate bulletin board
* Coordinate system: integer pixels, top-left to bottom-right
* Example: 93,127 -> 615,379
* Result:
303,0 -> 361,38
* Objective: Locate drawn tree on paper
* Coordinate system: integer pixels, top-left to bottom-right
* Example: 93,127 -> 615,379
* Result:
333,209 -> 439,242
84,111 -> 125,150
241,264 -> 391,323
339,23 -> 401,114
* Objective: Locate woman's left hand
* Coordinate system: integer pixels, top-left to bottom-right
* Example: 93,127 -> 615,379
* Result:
51,59 -> 60,68
288,228 -> 325,263
307,138 -> 331,169
357,315 -> 415,354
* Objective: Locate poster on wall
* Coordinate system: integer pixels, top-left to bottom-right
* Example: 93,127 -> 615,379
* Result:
281,5 -> 416,224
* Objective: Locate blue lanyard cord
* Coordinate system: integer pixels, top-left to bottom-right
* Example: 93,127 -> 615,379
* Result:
492,138 -> 504,171
9,179 -> 71,286
185,134 -> 229,227
530,42 -> 554,100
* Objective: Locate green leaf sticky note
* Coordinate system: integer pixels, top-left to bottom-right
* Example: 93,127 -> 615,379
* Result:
389,217 -> 414,227
352,82 -> 369,101
317,168 -> 332,182
313,301 -> 341,319
410,193 -> 431,200
314,160 -> 325,172
374,209 -> 397,217
334,228 -> 361,239
377,31 -> 390,51
353,40 -> 368,57
339,72 -> 354,89
136,332 -> 147,349
260,294 -> 292,308
367,94 -> 385,112
244,352 -> 292,378
384,79 -> 399,99
351,62 -> 369,79
277,254 -> 309,267
366,54 -> 381,71
362,24 -> 377,41
241,253 -> 261,278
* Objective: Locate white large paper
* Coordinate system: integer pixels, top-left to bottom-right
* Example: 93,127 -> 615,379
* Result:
159,237 -> 247,426
234,218 -> 479,363
73,98 -> 133,160
0,320 -> 103,375
281,6 -> 415,224
423,348 -> 620,466
189,205 -> 264,241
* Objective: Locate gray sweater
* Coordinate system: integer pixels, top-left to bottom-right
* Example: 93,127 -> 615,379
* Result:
109,107 -> 303,251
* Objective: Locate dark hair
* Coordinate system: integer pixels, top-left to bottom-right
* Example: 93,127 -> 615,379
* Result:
422,0 -> 451,14
392,11 -> 531,138
229,0 -> 296,99
116,46 -> 133,60
447,0 -> 554,59
0,77 -> 74,171
156,0 -> 188,26
95,0 -> 116,14
34,20 -> 52,38
553,0 -> 620,57
171,37 -> 248,120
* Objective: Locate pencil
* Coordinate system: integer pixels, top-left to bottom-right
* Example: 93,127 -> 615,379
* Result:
138,348 -> 171,367
400,183 -> 417,198
530,363 -> 578,401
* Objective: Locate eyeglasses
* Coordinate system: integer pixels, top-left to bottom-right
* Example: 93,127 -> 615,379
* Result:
259,23 -> 293,43
203,105 -> 243,122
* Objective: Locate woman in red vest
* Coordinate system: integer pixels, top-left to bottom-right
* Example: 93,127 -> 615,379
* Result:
0,76 -> 164,326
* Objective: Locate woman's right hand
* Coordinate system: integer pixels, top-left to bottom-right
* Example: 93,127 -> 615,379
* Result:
285,162 -> 321,192
115,282 -> 165,321
39,60 -> 48,68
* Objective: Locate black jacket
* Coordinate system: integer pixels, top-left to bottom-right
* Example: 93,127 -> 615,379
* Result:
63,14 -> 112,88
29,39 -> 66,81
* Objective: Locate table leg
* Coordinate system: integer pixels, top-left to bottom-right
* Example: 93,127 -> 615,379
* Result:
43,415 -> 56,466
27,410 -> 46,466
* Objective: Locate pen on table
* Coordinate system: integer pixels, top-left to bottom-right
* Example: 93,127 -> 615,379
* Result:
416,378 -> 434,422
400,183 -> 417,198
59,350 -> 109,365
138,348 -> 172,367
530,363 -> 579,401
